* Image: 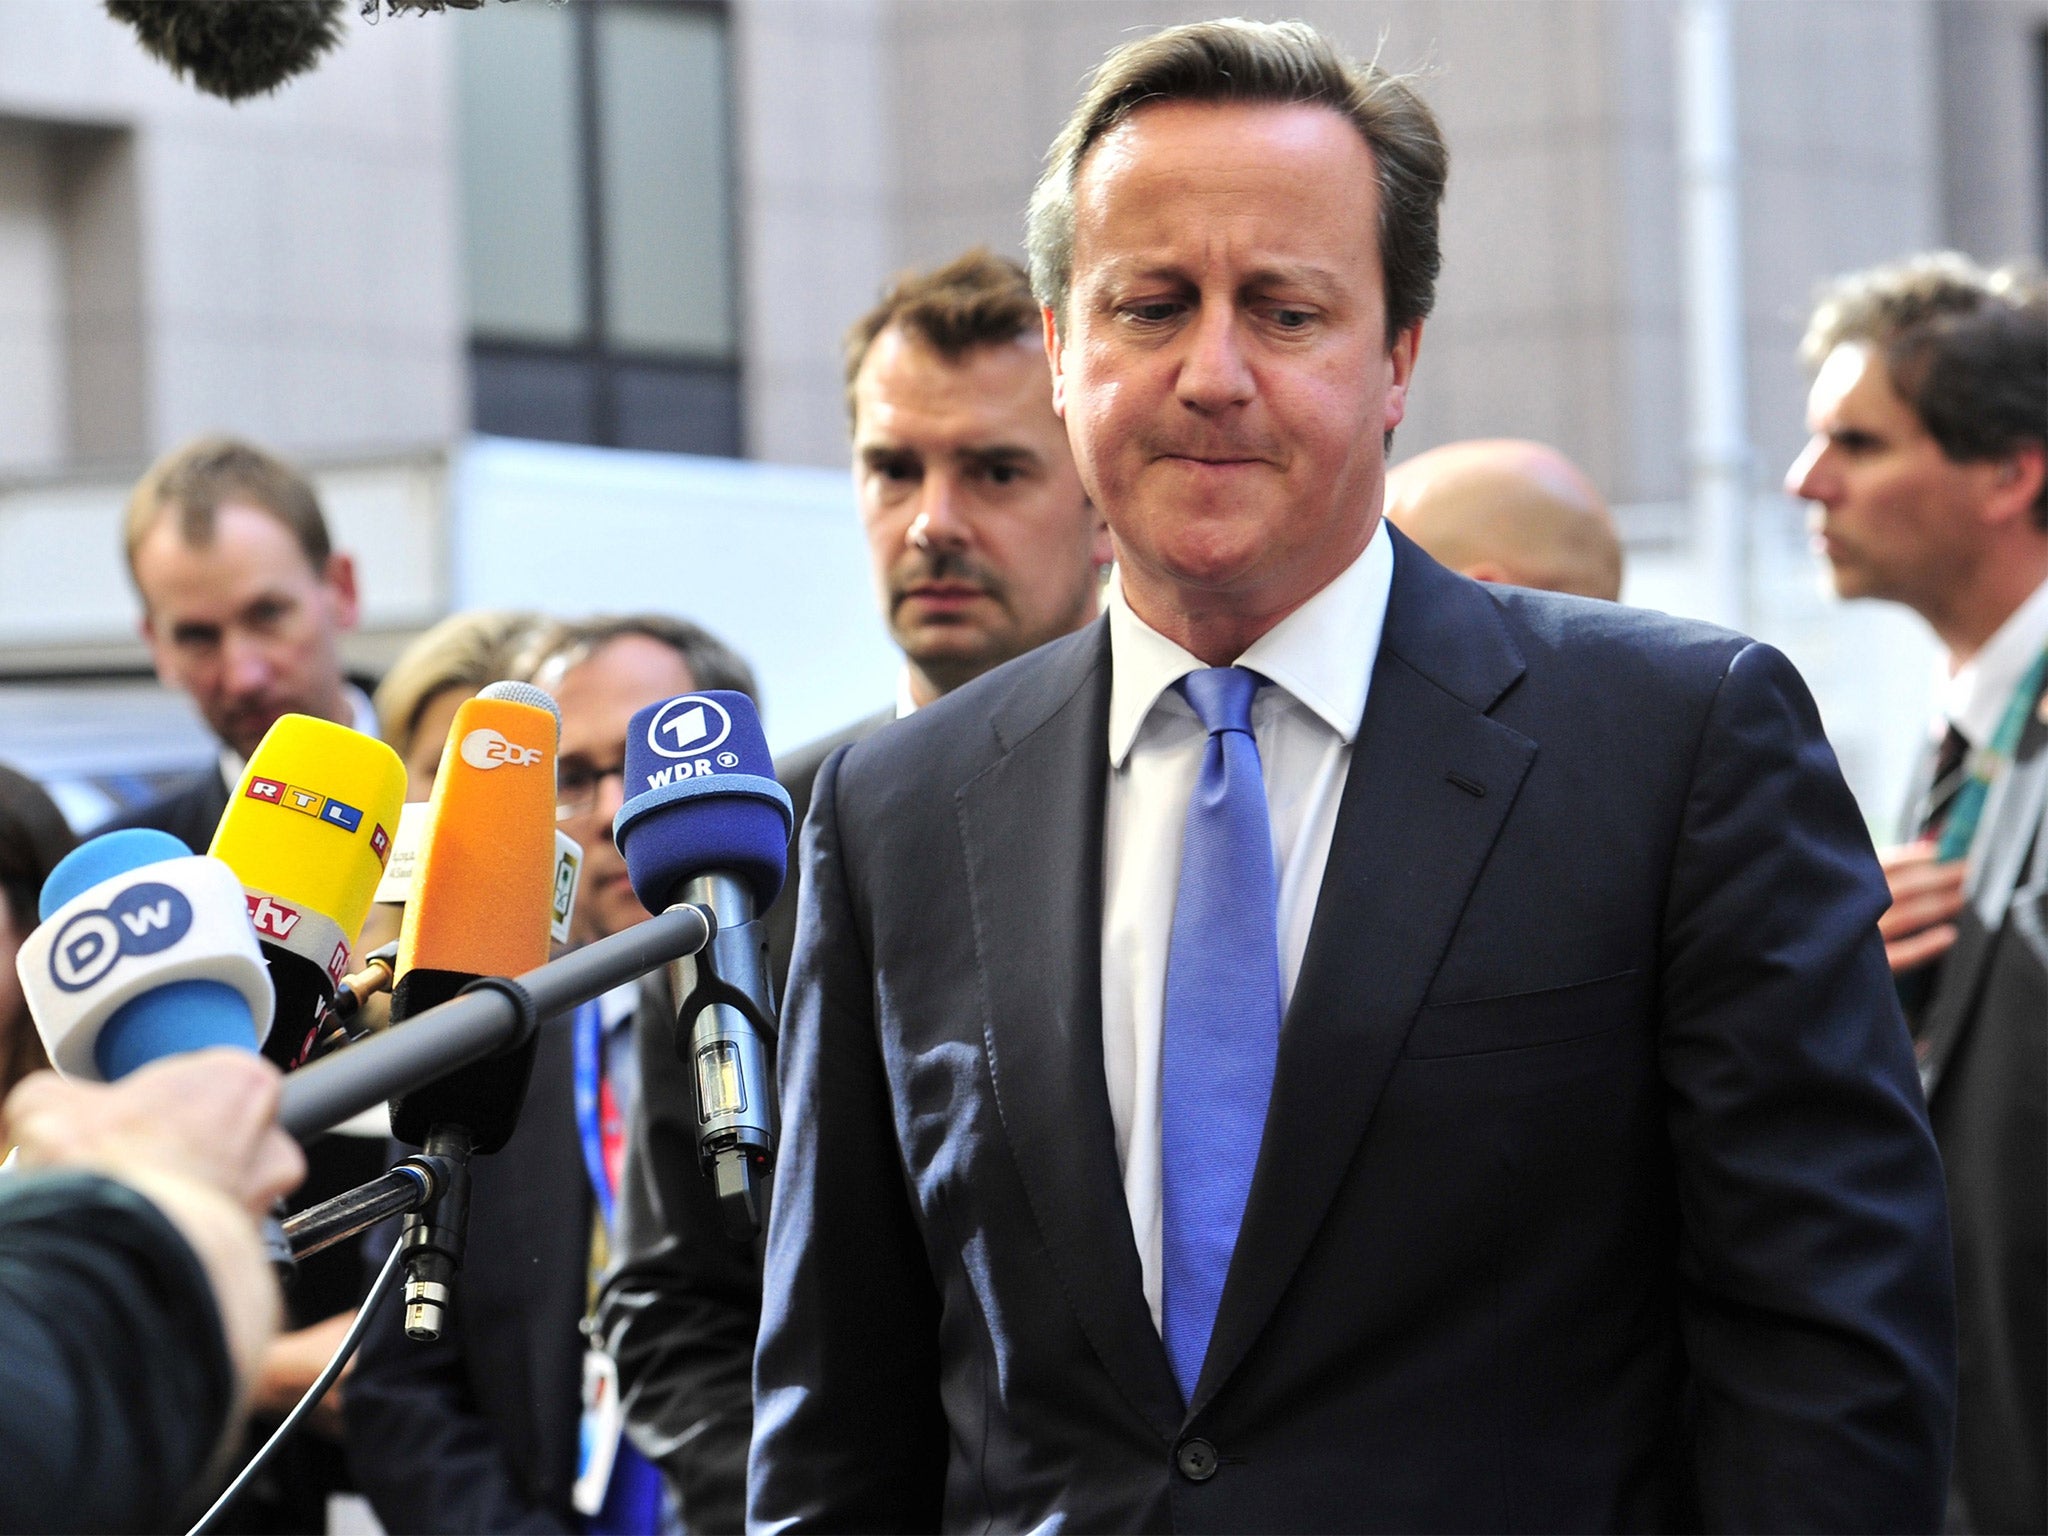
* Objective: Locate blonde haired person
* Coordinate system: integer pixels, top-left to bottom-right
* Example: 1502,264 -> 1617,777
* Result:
374,609 -> 544,800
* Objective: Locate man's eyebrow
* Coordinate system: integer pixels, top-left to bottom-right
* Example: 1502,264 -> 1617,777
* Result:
957,444 -> 1040,469
1237,264 -> 1344,299
858,442 -> 920,468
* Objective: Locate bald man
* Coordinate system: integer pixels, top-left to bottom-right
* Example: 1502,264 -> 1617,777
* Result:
1387,438 -> 1623,600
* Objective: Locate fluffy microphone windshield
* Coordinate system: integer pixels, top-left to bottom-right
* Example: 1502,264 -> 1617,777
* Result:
614,691 -> 793,913
104,0 -> 350,103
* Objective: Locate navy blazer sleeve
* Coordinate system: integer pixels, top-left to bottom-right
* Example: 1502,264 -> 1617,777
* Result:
750,745 -> 948,1533
1659,641 -> 1955,1530
0,1172 -> 236,1534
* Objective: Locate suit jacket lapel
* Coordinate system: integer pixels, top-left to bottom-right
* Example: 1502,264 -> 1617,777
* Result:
957,623 -> 1186,1438
1922,700 -> 2048,1097
1193,537 -> 1537,1414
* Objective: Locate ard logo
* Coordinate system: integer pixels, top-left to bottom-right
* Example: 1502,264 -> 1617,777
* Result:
647,695 -> 733,761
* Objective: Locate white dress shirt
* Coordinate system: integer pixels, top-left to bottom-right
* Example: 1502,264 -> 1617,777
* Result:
1938,576 -> 2048,752
1101,523 -> 1394,1331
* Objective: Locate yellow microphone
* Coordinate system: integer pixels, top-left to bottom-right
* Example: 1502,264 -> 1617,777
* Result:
210,713 -> 406,1069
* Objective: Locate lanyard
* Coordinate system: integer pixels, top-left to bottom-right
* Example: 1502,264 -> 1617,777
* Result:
1938,643 -> 2048,863
572,999 -> 617,1231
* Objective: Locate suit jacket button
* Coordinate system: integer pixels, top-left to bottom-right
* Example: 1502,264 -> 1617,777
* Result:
1176,1438 -> 1219,1482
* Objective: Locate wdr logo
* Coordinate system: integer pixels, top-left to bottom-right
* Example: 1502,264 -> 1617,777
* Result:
49,882 -> 194,992
647,696 -> 733,760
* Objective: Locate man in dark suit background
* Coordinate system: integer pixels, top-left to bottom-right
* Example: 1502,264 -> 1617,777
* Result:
108,436 -> 372,853
750,19 -> 1955,1532
1787,254 -> 2048,1533
761,249 -> 1114,988
599,250 -> 1110,1532
105,435 -> 379,1533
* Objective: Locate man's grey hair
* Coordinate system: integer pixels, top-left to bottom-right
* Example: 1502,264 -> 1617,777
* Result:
513,613 -> 759,704
1025,17 -> 1448,343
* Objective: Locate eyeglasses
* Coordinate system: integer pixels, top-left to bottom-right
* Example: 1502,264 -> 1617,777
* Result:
556,760 -> 627,822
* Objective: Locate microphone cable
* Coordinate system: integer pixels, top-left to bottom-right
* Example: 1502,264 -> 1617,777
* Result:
185,1235 -> 407,1536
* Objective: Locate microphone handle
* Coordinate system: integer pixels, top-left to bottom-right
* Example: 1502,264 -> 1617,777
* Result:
665,873 -> 779,1239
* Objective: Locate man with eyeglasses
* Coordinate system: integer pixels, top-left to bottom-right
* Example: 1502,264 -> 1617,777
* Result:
345,613 -> 757,1535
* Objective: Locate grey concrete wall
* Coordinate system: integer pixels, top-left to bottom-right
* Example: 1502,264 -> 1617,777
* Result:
1937,0 -> 2048,265
0,1 -> 465,470
734,0 -> 2000,520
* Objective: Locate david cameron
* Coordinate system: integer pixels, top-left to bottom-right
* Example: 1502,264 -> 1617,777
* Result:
749,18 -> 1956,1533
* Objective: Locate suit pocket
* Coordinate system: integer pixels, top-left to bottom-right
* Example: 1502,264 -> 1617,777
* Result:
1404,968 -> 1645,1058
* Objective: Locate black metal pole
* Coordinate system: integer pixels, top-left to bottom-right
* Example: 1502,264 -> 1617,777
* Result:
284,1158 -> 445,1260
278,905 -> 711,1142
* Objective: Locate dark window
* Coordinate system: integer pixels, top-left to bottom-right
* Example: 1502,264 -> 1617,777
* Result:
457,0 -> 740,455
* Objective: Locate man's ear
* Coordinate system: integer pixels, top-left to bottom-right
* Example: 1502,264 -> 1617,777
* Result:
323,551 -> 361,633
1383,320 -> 1423,438
1043,306 -> 1067,419
1988,442 -> 2048,530
135,610 -> 176,689
1086,498 -> 1113,569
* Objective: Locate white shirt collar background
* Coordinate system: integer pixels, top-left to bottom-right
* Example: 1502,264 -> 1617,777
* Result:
1939,574 -> 2048,751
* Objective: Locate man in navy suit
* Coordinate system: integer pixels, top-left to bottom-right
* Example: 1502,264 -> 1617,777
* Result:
750,19 -> 1955,1532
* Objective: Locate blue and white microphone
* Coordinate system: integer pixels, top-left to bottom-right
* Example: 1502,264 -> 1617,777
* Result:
613,690 -> 792,1237
17,828 -> 274,1082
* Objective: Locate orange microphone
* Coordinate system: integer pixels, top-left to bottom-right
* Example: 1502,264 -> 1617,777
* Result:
388,682 -> 560,1152
384,680 -> 560,1341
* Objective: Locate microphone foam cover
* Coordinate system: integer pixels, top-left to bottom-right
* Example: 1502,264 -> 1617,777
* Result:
41,828 -> 187,919
21,837 -> 272,1080
614,691 -> 793,913
396,693 -> 559,982
478,679 -> 561,734
211,713 -> 407,975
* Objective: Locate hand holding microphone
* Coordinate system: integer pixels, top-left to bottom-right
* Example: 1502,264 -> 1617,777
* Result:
613,690 -> 792,1237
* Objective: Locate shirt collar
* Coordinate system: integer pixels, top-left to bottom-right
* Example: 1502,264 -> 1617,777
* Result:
598,980 -> 639,1032
1942,576 -> 2048,747
894,666 -> 921,720
1107,519 -> 1394,768
217,683 -> 377,790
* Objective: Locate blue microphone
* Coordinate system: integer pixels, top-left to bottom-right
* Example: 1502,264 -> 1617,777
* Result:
614,691 -> 792,1237
23,828 -> 274,1081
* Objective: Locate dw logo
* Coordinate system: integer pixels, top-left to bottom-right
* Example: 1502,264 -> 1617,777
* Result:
647,695 -> 733,760
49,882 -> 194,992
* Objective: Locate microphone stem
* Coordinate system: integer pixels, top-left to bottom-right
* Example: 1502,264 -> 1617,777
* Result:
399,1126 -> 472,1342
282,1155 -> 451,1259
667,877 -> 779,1239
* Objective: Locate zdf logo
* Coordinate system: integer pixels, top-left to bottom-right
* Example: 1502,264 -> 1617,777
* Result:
49,882 -> 193,992
647,695 -> 733,760
461,727 -> 544,771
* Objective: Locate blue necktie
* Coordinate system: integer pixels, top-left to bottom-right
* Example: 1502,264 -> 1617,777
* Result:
1161,666 -> 1283,1403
